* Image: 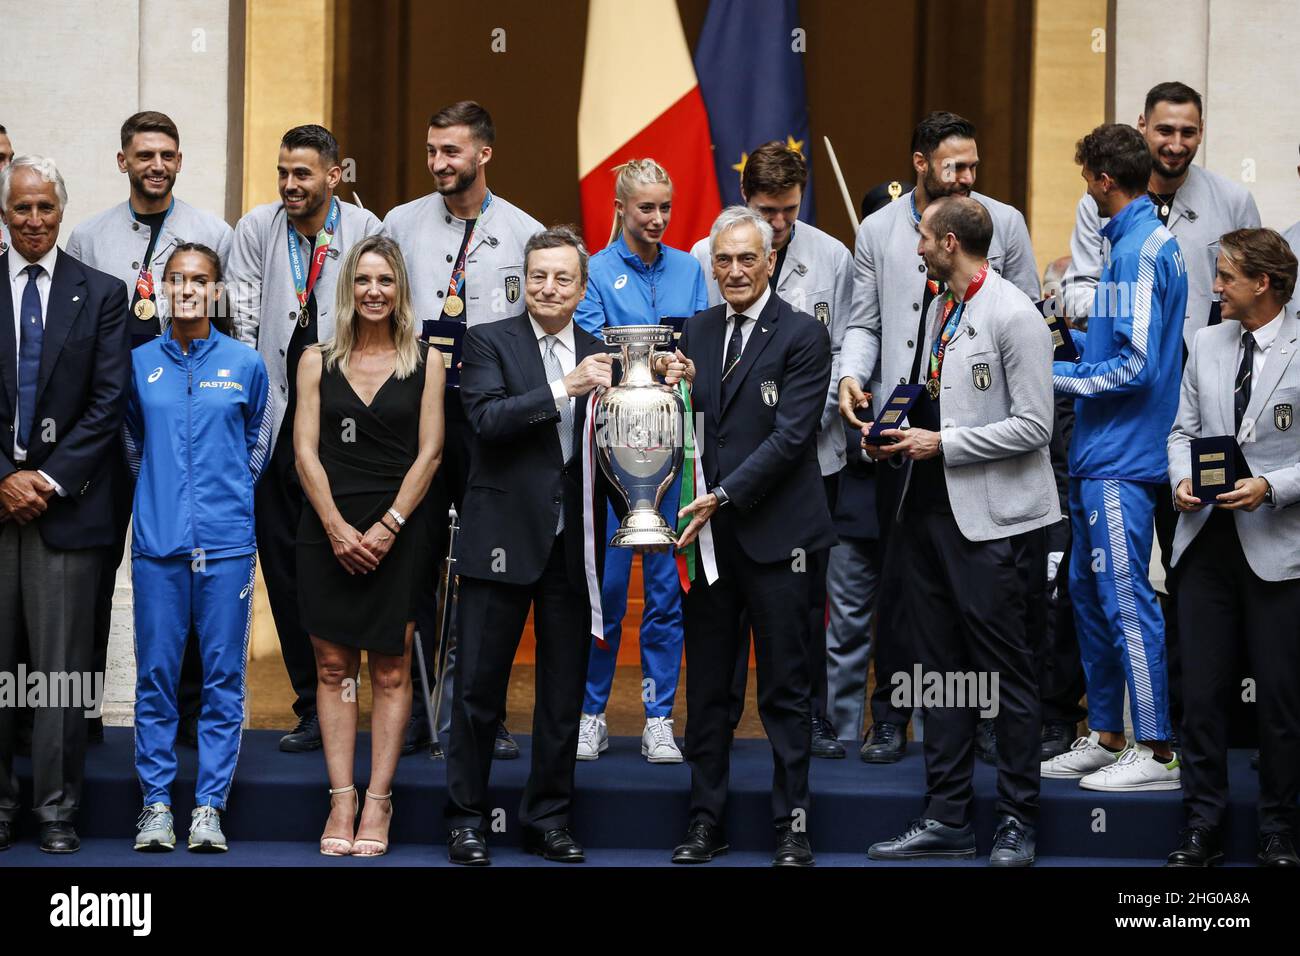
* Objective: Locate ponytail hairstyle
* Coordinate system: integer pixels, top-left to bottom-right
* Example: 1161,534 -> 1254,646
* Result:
608,158 -> 673,247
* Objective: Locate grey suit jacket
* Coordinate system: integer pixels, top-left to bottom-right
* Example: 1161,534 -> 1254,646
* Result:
64,196 -> 233,323
228,199 -> 382,450
839,189 -> 1040,428
691,220 -> 853,475
897,269 -> 1059,542
1167,307 -> 1300,581
1284,220 -> 1300,310
1063,164 -> 1261,344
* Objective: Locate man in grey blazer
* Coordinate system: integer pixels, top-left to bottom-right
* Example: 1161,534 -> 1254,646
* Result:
1166,228 -> 1300,868
865,196 -> 1057,867
228,124 -> 382,751
837,111 -> 1040,764
65,110 -> 234,748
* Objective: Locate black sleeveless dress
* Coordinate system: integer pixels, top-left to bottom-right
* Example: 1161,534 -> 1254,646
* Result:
296,343 -> 432,654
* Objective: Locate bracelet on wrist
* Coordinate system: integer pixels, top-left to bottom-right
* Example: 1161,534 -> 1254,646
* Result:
381,517 -> 401,535
386,507 -> 406,528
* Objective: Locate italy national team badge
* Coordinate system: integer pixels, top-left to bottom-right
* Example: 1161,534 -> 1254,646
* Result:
0,239 -> 7,255
1275,404 -> 1293,431
505,275 -> 520,303
760,380 -> 778,407
814,301 -> 830,326
972,363 -> 992,391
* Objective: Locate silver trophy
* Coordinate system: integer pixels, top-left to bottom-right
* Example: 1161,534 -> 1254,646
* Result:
593,325 -> 685,547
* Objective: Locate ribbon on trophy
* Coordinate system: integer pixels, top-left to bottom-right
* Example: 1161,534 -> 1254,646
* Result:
674,380 -> 718,592
581,386 -> 606,645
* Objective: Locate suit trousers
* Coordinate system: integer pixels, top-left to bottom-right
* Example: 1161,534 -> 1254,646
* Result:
445,532 -> 591,834
898,507 -> 1043,827
0,520 -> 101,822
1177,510 -> 1300,836
1039,517 -> 1087,725
255,434 -> 314,718
869,462 -> 914,728
684,510 -> 815,827
824,534 -> 881,741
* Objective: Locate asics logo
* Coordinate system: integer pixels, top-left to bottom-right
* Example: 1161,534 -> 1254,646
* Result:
1088,510 -> 1098,526
239,584 -> 253,600
147,367 -> 163,384
614,274 -> 628,290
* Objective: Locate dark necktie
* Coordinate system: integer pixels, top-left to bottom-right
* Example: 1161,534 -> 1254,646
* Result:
1234,331 -> 1255,432
723,315 -> 747,379
17,264 -> 45,451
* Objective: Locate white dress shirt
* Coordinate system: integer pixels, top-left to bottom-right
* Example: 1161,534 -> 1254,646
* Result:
7,243 -> 65,494
529,313 -> 577,411
1240,309 -> 1283,381
722,284 -> 771,373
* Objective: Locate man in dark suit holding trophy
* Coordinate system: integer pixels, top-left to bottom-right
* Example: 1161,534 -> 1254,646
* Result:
672,206 -> 836,867
1166,228 -> 1300,868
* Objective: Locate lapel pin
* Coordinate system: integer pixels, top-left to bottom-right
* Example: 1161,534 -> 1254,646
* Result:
73,295 -> 80,302
760,326 -> 768,334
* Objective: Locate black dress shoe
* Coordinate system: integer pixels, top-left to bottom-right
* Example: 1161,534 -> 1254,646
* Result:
1166,827 -> 1223,867
974,718 -> 998,765
401,712 -> 432,756
87,716 -> 104,743
40,822 -> 80,854
493,721 -> 520,760
1250,750 -> 1260,771
773,827 -> 814,867
989,815 -> 1036,867
811,717 -> 845,759
671,821 -> 728,864
447,827 -> 490,866
279,712 -> 322,753
1040,720 -> 1075,761
868,818 -> 976,860
176,713 -> 199,750
523,827 -> 584,862
0,820 -> 12,851
1259,833 -> 1300,867
859,722 -> 906,763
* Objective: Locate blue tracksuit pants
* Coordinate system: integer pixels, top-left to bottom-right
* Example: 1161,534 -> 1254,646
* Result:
133,554 -> 256,809
1068,478 -> 1171,742
583,487 -> 684,719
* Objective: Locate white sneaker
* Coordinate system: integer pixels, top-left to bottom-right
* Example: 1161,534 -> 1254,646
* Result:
1079,744 -> 1181,792
641,716 -> 683,764
1040,731 -> 1123,778
576,712 -> 607,760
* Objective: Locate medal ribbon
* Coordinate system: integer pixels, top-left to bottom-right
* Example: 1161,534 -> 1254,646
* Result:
445,192 -> 493,302
132,199 -> 175,306
287,196 -> 340,312
928,262 -> 988,391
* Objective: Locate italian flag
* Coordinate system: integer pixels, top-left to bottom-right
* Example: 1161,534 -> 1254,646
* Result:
578,0 -> 722,253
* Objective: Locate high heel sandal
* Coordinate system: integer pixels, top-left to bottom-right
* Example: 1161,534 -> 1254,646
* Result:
350,790 -> 392,857
320,785 -> 358,856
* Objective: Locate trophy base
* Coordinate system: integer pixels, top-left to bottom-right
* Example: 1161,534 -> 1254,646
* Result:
609,510 -> 678,548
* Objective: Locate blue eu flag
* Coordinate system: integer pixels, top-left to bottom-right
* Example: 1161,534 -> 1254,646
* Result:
693,0 -> 815,225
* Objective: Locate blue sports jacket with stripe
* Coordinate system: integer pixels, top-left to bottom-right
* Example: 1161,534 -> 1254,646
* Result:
124,327 -> 271,559
1053,195 -> 1188,483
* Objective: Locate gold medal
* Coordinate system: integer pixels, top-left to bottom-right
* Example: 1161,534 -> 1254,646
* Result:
298,310 -> 310,329
133,298 -> 156,321
926,378 -> 940,399
443,294 -> 465,318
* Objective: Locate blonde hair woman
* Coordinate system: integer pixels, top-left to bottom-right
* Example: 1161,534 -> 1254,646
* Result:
573,159 -> 708,765
294,235 -> 445,856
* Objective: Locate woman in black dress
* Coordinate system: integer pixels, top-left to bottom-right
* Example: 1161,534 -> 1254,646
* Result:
294,235 -> 444,856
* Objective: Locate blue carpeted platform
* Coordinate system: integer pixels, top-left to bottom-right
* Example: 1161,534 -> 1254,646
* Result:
5,728 -> 1266,866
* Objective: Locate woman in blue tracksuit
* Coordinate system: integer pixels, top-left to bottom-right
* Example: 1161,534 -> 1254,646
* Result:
124,243 -> 271,852
573,159 -> 708,763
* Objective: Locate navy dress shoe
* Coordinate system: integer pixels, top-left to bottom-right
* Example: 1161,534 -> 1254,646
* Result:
859,722 -> 907,764
773,827 -> 814,867
0,820 -> 13,851
448,827 -> 490,866
868,818 -> 976,861
401,712 -> 432,756
279,712 -> 322,753
988,815 -> 1036,867
1166,827 -> 1223,867
1259,833 -> 1299,867
494,721 -> 520,760
811,717 -> 846,759
523,827 -> 584,862
1040,720 -> 1075,760
40,822 -> 80,854
671,822 -> 729,863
